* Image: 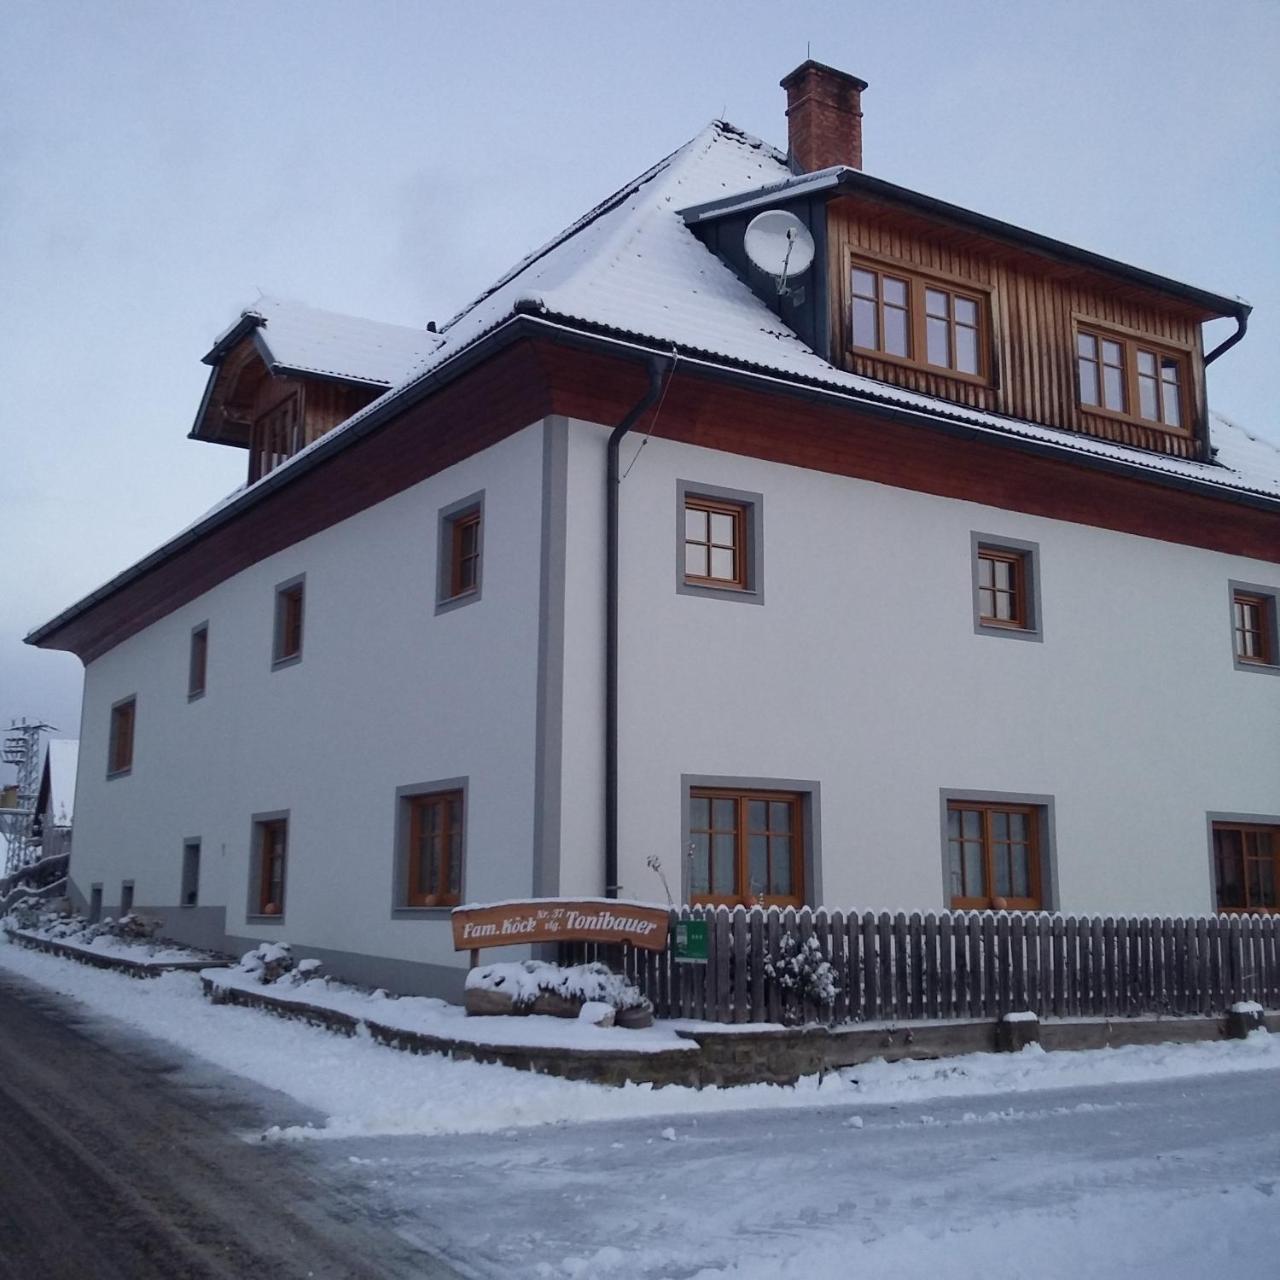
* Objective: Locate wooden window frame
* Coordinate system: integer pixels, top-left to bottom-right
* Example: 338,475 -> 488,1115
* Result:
1074,322 -> 1191,436
1212,821 -> 1280,915
688,787 -> 804,909
403,790 -> 465,908
1232,590 -> 1276,667
272,577 -> 305,667
847,254 -> 992,385
188,623 -> 208,700
946,800 -> 1043,911
437,493 -> 485,613
449,509 -> 482,599
254,817 -> 288,917
107,696 -> 136,778
683,495 -> 747,590
976,546 -> 1028,630
249,391 -> 301,483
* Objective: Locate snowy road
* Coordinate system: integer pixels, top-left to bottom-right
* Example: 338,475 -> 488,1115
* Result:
0,972 -> 462,1279
2,941 -> 1279,1278
314,1069 -> 1280,1278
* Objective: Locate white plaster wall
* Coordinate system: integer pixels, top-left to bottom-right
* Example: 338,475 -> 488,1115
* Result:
72,421 -> 549,973
558,421 -> 1280,917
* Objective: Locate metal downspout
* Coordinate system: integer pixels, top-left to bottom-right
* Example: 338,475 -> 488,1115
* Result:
1204,309 -> 1249,367
605,355 -> 674,898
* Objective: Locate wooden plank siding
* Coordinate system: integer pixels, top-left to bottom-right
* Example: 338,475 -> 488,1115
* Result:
826,197 -> 1210,460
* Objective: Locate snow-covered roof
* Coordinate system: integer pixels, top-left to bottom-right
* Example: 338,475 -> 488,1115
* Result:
208,296 -> 443,387
326,120 -> 1279,503
42,739 -> 78,827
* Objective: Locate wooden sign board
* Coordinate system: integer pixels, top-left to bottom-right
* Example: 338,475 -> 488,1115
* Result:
451,899 -> 670,953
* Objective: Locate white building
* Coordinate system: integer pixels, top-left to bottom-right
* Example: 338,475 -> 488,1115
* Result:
29,64 -> 1280,998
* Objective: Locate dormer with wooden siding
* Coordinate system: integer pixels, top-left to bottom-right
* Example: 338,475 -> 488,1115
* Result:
683,61 -> 1248,466
189,297 -> 442,483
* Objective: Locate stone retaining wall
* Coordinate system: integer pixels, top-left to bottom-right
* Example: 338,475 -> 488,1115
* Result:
5,928 -> 216,978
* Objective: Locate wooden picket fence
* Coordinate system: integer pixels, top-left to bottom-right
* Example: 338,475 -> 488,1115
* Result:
614,906 -> 1280,1025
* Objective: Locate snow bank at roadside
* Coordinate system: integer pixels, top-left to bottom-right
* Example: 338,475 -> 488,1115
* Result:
205,963 -> 688,1053
3,938 -> 1278,1141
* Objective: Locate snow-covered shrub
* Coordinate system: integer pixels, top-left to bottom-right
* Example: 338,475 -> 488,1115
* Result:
764,931 -> 839,1025
110,912 -> 160,942
465,960 -> 648,1012
238,941 -> 299,985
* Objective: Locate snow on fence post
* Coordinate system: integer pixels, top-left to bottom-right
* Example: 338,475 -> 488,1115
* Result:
731,906 -> 749,1023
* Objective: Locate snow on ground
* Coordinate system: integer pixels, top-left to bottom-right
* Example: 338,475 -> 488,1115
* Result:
204,963 -> 688,1053
5,937 -> 1280,1278
4,936 -> 1279,1142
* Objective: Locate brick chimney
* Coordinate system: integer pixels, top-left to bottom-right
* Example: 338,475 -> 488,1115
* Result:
780,60 -> 868,173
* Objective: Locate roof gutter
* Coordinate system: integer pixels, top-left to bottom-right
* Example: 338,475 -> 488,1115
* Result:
605,353 -> 676,899
1205,310 -> 1249,366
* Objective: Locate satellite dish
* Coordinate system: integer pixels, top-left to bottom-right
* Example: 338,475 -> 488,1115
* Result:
744,209 -> 815,295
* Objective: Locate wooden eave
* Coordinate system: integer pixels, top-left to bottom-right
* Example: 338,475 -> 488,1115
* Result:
28,317 -> 1279,664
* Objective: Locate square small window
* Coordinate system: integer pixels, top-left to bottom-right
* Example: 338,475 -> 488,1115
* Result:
676,481 -> 764,604
971,534 -> 1041,642
107,697 -> 136,777
250,816 -> 288,918
188,623 -> 208,699
181,839 -> 201,907
401,789 -> 465,908
272,577 -> 305,667
436,493 -> 484,613
687,787 -> 804,908
1230,583 -> 1278,674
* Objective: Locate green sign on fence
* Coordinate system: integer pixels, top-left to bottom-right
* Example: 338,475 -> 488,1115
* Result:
674,919 -> 708,964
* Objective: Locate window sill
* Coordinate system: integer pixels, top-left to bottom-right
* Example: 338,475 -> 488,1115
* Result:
1232,658 -> 1280,677
677,580 -> 763,607
187,689 -> 206,703
392,905 -> 456,920
848,345 -> 991,388
271,653 -> 302,671
435,588 -> 481,617
246,914 -> 286,925
975,620 -> 1042,644
1078,402 -> 1192,437
106,767 -> 132,780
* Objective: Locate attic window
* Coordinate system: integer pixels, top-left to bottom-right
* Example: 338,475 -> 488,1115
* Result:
251,392 -> 301,482
1075,325 -> 1188,433
848,258 -> 989,381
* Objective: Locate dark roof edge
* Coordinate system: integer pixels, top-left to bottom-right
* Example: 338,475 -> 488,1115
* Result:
28,312 -> 1277,651
681,169 -> 1250,321
26,313 -> 533,649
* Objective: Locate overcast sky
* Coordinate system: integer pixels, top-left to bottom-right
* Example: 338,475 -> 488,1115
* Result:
2,0 -> 1277,758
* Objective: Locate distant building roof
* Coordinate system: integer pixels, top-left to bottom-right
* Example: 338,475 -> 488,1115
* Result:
38,739 -> 78,827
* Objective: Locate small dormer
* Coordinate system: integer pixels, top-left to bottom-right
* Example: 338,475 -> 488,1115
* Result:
190,298 -> 441,483
683,63 -> 1250,464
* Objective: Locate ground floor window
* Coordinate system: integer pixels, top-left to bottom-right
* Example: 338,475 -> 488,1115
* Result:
688,788 -> 803,907
946,800 -> 1043,910
405,790 -> 464,907
1212,822 -> 1279,912
255,817 -> 288,916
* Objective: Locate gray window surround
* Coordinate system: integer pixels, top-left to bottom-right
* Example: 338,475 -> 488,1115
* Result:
271,574 -> 306,670
679,774 -> 821,904
676,480 -> 765,606
187,621 -> 209,701
970,532 -> 1043,643
89,883 -> 103,924
1205,810 -> 1280,914
106,693 -> 137,779
1228,580 -> 1280,677
390,777 -> 469,919
246,809 -> 290,924
181,837 -> 201,908
120,881 -> 135,915
436,491 -> 485,615
938,788 -> 1059,911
